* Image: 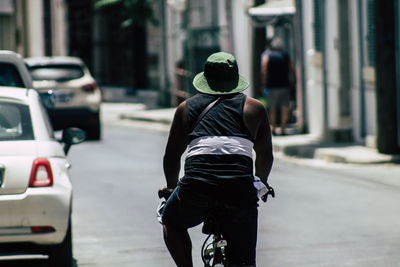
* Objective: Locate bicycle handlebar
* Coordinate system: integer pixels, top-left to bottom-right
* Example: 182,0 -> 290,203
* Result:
158,188 -> 174,200
158,185 -> 274,203
261,186 -> 275,202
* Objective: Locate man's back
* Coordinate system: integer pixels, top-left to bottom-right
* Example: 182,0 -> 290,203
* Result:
182,93 -> 260,206
171,93 -> 273,185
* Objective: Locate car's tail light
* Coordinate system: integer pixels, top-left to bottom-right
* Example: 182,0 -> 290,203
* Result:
29,158 -> 53,187
81,81 -> 97,92
31,226 -> 56,234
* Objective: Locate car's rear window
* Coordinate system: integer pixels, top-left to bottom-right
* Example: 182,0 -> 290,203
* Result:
0,63 -> 25,88
29,64 -> 84,82
0,102 -> 34,141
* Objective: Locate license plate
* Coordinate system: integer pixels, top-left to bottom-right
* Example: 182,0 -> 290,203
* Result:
54,91 -> 73,103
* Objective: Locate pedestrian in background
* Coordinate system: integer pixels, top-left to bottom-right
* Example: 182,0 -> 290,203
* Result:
261,37 -> 296,135
159,52 -> 274,267
173,59 -> 189,106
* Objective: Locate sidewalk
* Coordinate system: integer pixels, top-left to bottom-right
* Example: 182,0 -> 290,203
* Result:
101,86 -> 400,164
119,106 -> 400,164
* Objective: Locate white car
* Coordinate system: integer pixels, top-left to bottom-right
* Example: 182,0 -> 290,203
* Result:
0,87 -> 85,266
25,57 -> 102,140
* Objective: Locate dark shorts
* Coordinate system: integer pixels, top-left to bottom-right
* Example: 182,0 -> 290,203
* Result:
266,87 -> 291,109
160,185 -> 258,266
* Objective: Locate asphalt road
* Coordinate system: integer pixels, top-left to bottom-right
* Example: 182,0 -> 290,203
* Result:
6,104 -> 400,266
67,110 -> 400,267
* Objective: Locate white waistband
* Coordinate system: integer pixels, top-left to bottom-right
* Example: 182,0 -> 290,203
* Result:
186,136 -> 254,159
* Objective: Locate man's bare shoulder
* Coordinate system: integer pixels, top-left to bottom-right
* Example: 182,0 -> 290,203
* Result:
171,100 -> 188,131
243,96 -> 268,138
174,100 -> 187,117
244,96 -> 267,116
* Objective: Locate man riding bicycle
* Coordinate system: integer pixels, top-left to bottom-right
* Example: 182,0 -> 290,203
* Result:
159,52 -> 274,267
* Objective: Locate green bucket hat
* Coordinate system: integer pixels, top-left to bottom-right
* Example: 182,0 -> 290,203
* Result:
193,52 -> 249,95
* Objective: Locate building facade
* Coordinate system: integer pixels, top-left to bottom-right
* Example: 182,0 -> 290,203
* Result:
248,0 -> 400,154
297,0 -> 400,153
0,0 -> 68,57
2,0 -> 399,153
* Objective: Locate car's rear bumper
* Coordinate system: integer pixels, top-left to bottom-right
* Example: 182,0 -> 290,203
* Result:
0,185 -> 71,245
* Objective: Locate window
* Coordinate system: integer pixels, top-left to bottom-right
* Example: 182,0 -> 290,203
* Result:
0,63 -> 25,88
0,102 -> 34,141
29,64 -> 84,82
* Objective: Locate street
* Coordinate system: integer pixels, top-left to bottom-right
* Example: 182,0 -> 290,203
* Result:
67,105 -> 400,267
3,0 -> 400,265
7,104 -> 400,267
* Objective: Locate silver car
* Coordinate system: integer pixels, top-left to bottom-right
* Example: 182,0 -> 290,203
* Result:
25,57 -> 102,140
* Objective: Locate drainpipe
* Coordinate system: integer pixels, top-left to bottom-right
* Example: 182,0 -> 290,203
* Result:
358,0 -> 366,139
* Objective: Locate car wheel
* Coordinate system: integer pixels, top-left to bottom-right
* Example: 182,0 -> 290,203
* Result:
47,218 -> 73,267
86,114 -> 101,140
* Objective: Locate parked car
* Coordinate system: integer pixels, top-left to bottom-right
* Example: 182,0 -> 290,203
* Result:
25,57 -> 102,140
0,87 -> 85,266
0,50 -> 32,88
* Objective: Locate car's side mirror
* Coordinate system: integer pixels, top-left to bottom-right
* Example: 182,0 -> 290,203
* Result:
62,127 -> 86,154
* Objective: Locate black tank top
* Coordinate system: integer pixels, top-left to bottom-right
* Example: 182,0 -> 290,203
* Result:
181,93 -> 258,207
264,51 -> 290,88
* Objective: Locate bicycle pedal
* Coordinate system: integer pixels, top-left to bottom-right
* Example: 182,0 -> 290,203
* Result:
216,239 -> 227,248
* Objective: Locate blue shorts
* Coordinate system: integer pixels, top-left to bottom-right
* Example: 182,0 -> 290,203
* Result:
160,185 -> 258,266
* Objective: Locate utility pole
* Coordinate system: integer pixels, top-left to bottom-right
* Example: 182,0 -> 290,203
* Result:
375,0 -> 400,154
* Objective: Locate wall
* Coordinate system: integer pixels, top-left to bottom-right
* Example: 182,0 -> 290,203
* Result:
231,0 -> 253,96
25,0 -> 45,57
0,0 -> 16,51
52,0 -> 68,56
304,0 -> 325,138
349,0 -> 363,142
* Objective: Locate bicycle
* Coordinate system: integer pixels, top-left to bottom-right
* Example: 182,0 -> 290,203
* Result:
200,203 -> 229,267
200,186 -> 275,267
157,186 -> 275,267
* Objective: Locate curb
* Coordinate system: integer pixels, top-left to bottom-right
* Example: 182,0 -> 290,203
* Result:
118,108 -> 399,165
273,135 -> 400,164
119,108 -> 176,125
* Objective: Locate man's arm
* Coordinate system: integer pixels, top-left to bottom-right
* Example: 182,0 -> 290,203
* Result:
260,53 -> 269,92
163,101 -> 188,189
254,107 -> 274,185
244,97 -> 274,185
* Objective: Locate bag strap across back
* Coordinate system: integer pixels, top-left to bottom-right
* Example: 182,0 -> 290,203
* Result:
192,97 -> 221,130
